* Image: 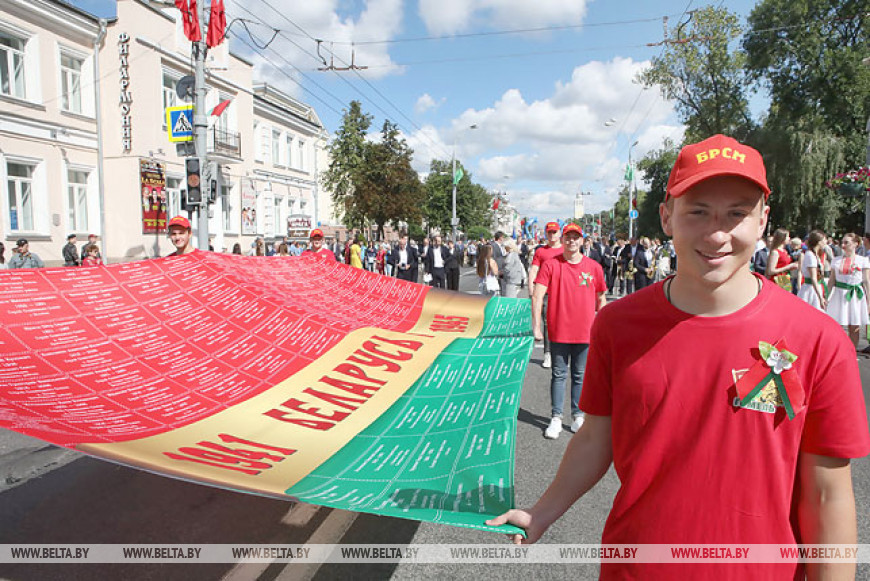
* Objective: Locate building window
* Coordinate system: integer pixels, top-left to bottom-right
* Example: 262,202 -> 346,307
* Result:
67,169 -> 88,231
60,53 -> 83,113
166,176 -> 183,218
271,130 -> 281,166
285,135 -> 292,168
7,162 -> 34,231
0,31 -> 26,99
221,182 -> 232,231
162,71 -> 180,129
258,125 -> 270,163
273,196 -> 283,237
297,140 -> 305,171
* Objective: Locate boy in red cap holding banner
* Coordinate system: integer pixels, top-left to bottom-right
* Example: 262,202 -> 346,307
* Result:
305,229 -> 336,261
489,135 -> 870,579
167,216 -> 195,256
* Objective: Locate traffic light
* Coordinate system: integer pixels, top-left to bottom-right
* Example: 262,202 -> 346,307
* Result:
185,157 -> 202,205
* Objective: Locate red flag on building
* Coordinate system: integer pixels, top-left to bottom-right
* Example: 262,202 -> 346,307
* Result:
175,0 -> 201,42
210,99 -> 232,117
492,198 -> 500,210
206,0 -> 226,48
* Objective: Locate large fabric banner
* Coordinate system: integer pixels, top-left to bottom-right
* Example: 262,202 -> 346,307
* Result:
0,252 -> 532,534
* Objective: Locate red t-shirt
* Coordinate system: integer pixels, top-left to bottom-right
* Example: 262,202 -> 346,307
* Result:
307,247 -> 336,261
534,255 -> 606,343
579,275 -> 870,580
531,244 -> 563,269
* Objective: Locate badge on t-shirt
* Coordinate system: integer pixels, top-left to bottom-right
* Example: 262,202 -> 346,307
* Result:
732,369 -> 782,414
579,272 -> 594,287
732,340 -> 804,419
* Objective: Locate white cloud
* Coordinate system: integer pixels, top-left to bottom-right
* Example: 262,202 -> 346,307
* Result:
418,0 -> 589,36
405,57 -> 684,220
414,93 -> 443,114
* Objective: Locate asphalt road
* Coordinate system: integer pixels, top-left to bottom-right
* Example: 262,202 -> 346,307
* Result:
0,266 -> 869,580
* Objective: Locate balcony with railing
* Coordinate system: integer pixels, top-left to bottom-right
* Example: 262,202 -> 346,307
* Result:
208,126 -> 242,162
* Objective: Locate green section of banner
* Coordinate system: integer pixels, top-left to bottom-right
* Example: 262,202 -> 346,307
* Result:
286,297 -> 532,535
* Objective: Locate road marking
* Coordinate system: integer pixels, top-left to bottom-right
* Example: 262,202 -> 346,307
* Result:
221,502 -> 342,581
275,508 -> 358,581
281,502 -> 320,527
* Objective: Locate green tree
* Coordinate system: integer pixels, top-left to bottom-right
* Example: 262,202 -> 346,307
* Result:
636,140 -> 680,238
638,6 -> 752,141
610,185 -> 631,238
750,127 -> 856,234
356,120 -> 424,240
423,159 -> 493,237
321,101 -> 372,230
743,0 -> 869,232
466,225 -> 491,241
743,0 -> 869,157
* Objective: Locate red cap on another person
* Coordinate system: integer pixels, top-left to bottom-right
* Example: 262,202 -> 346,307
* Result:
167,215 -> 191,230
666,134 -> 770,200
562,223 -> 583,236
545,222 -> 560,233
309,228 -> 324,239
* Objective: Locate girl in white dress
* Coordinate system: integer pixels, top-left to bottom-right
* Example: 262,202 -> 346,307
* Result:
826,233 -> 870,348
796,230 -> 827,311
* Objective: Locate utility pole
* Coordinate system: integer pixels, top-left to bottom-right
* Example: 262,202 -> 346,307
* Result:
193,0 -> 209,250
451,153 -> 458,243
628,140 -> 638,240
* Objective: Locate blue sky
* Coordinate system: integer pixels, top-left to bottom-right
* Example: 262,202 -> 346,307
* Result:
71,0 -> 763,221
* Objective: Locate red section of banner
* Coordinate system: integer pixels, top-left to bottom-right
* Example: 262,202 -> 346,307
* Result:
0,252 -> 429,447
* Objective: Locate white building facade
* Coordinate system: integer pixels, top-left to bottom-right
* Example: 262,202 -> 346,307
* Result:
0,0 -> 334,264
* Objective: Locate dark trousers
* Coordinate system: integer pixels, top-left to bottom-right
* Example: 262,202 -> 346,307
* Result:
446,267 -> 460,291
396,267 -> 415,282
634,272 -> 651,291
431,267 -> 447,288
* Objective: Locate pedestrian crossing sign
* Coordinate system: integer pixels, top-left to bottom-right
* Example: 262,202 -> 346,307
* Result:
166,105 -> 194,142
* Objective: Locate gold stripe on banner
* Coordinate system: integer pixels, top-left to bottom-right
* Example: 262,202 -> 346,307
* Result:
79,292 -> 490,497
409,288 -> 488,336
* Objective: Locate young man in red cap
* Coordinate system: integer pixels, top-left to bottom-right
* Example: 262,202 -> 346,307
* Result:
528,221 -> 563,368
532,222 -> 606,439
488,135 -> 870,579
305,228 -> 336,261
167,215 -> 194,256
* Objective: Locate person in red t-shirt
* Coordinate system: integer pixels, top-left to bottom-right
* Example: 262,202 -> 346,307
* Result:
305,228 -> 336,261
528,221 -> 563,368
532,222 -> 606,439
488,135 -> 870,580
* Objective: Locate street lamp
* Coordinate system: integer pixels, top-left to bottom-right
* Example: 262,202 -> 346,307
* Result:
452,124 -> 478,243
628,140 -> 639,239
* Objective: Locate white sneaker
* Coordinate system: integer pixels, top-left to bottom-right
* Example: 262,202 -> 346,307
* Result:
542,352 -> 551,368
544,416 -> 562,439
570,414 -> 585,433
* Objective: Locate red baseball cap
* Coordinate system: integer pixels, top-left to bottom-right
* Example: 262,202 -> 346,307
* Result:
545,221 -> 560,233
167,215 -> 191,230
666,134 -> 770,200
562,223 -> 583,236
309,228 -> 324,239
